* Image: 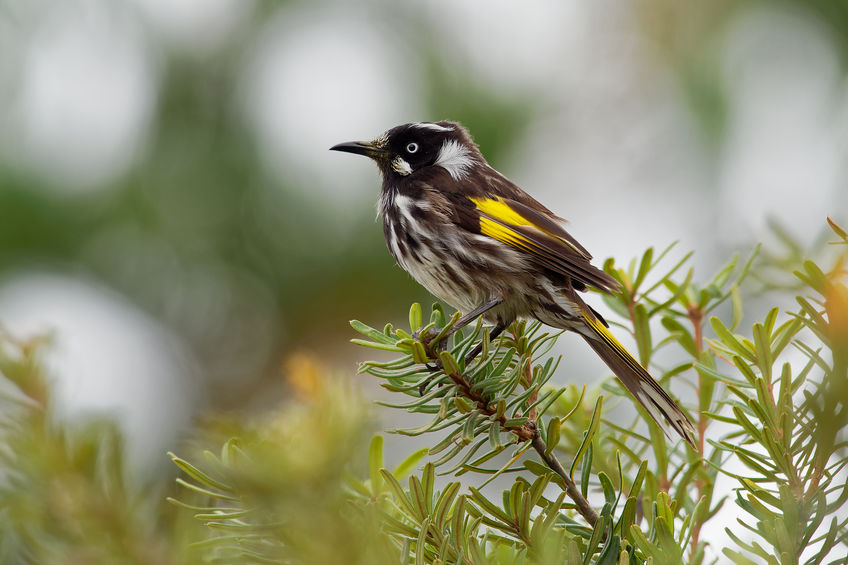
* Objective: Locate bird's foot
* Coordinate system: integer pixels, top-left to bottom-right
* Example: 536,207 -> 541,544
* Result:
412,327 -> 448,362
412,327 -> 451,395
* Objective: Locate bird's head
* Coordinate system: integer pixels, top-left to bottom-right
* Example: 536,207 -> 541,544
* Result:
330,121 -> 480,180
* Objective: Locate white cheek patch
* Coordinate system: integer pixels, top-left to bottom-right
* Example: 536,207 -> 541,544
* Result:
435,139 -> 474,180
391,156 -> 412,176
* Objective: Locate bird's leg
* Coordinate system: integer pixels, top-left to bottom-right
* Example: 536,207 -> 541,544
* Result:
428,296 -> 504,360
417,297 -> 504,393
419,320 -> 507,394
415,297 -> 504,358
442,297 -> 504,343
463,321 -> 507,366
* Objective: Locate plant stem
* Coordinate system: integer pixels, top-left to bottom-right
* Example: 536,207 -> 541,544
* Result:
689,306 -> 706,557
438,329 -> 599,527
530,432 -> 599,527
442,367 -> 535,442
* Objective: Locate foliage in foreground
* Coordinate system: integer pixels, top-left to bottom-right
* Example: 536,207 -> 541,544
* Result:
169,219 -> 848,564
0,220 -> 846,564
0,333 -> 173,564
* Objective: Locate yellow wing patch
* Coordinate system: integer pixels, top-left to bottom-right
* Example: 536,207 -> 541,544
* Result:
469,196 -> 581,253
469,195 -> 617,292
477,217 -> 560,267
470,196 -> 531,228
477,216 -> 532,247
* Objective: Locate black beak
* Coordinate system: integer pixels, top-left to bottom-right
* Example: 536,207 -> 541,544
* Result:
329,141 -> 387,159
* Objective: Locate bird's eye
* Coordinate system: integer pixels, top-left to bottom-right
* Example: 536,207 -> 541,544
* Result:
406,142 -> 419,154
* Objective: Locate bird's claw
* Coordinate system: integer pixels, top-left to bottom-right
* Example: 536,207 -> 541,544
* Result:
412,327 -> 447,364
413,329 -> 448,395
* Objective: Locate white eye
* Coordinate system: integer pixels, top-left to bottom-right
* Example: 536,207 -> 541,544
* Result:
406,142 -> 419,154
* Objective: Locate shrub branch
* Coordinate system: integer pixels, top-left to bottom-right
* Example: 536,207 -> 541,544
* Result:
442,362 -> 599,526
530,432 -> 599,526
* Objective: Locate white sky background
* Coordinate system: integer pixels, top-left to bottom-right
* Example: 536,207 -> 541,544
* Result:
0,0 -> 846,559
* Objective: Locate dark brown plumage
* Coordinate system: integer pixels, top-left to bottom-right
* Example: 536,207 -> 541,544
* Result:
331,121 -> 696,449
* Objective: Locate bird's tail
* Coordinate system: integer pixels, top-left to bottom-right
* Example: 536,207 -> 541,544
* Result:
578,306 -> 697,450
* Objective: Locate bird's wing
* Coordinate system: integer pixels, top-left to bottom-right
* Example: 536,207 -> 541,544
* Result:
460,194 -> 620,294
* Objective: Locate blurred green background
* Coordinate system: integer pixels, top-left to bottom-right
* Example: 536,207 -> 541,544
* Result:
0,0 -> 846,476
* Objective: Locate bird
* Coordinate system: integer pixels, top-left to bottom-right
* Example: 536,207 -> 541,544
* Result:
331,121 -> 696,449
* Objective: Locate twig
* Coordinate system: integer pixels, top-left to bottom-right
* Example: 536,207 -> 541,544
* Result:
688,306 -> 707,557
530,431 -> 599,527
440,365 -> 599,526
429,328 -> 599,527
441,367 -> 535,441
